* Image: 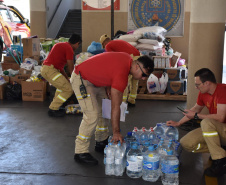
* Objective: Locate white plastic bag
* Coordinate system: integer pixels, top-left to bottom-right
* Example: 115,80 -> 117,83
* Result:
159,72 -> 168,94
147,74 -> 160,93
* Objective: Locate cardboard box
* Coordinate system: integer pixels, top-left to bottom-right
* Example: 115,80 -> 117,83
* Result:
164,68 -> 182,81
0,76 -> 9,99
3,56 -> 18,63
10,74 -> 30,84
167,80 -> 185,95
1,62 -> 20,70
22,81 -> 47,101
19,68 -> 32,75
23,55 -> 40,63
22,38 -> 40,56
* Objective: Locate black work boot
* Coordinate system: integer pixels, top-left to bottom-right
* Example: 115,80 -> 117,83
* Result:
204,157 -> 226,177
95,137 -> 109,153
48,109 -> 65,117
74,153 -> 98,166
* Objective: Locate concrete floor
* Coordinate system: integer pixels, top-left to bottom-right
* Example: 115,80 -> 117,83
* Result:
0,97 -> 226,185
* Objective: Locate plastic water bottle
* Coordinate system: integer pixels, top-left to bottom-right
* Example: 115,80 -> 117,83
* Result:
154,123 -> 165,139
105,143 -> 115,175
148,128 -> 159,148
165,126 -> 179,141
114,143 -> 125,176
124,132 -> 136,153
3,69 -> 19,77
161,150 -> 179,185
126,143 -> 143,178
132,127 -> 139,142
103,145 -> 108,164
140,129 -> 149,145
141,141 -> 150,154
142,145 -> 160,182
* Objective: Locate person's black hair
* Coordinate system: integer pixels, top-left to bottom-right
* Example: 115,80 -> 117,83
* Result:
194,68 -> 216,83
69,33 -> 82,44
137,55 -> 154,74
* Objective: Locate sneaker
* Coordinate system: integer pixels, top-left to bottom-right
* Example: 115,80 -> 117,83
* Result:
74,153 -> 98,166
204,157 -> 226,177
95,137 -> 109,153
48,109 -> 65,117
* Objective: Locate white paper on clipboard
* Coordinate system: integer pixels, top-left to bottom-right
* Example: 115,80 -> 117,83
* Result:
102,99 -> 128,122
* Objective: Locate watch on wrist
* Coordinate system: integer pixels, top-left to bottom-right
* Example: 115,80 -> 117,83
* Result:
194,112 -> 199,120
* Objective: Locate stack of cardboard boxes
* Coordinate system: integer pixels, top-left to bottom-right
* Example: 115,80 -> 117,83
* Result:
165,68 -> 187,95
0,37 -> 47,101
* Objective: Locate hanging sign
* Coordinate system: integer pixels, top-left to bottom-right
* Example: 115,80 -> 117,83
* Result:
128,0 -> 184,36
82,0 -> 120,10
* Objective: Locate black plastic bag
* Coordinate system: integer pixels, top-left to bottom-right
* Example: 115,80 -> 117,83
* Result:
5,82 -> 22,100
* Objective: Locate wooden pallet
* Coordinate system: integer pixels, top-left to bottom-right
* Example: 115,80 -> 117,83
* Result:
136,80 -> 187,101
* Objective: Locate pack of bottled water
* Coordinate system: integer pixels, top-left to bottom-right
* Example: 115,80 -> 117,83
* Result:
104,123 -> 180,184
104,141 -> 127,176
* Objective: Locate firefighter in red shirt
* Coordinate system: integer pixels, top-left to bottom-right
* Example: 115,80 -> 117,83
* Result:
41,33 -> 81,117
100,34 -> 140,106
167,68 -> 226,177
71,52 -> 154,165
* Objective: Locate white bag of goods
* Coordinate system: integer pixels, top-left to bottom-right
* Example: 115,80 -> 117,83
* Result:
159,72 -> 168,94
136,43 -> 162,51
133,26 -> 167,36
147,74 -> 160,93
138,39 -> 164,47
118,34 -> 142,42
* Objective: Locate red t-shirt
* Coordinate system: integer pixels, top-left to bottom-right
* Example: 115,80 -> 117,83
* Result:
197,84 -> 226,122
74,52 -> 132,92
105,40 -> 140,56
43,42 -> 74,71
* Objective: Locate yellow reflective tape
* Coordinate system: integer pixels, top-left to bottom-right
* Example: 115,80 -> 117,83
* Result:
123,96 -> 127,100
77,133 -> 91,140
52,73 -> 62,81
129,94 -> 137,98
76,94 -> 91,100
56,89 -> 62,93
203,131 -> 218,137
57,94 -> 66,102
96,126 -> 108,131
192,143 -> 201,152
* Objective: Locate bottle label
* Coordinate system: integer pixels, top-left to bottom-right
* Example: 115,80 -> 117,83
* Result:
162,164 -> 179,174
115,158 -> 123,164
143,160 -> 159,170
127,160 -> 143,171
106,157 -> 114,164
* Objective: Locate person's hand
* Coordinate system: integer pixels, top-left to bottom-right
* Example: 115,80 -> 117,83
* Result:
166,120 -> 181,127
112,132 -> 124,144
183,109 -> 196,119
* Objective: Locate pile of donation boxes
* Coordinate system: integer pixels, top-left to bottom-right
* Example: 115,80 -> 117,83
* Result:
116,26 -> 187,95
0,37 -> 47,101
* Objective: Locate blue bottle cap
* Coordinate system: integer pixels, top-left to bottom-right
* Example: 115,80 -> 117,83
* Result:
127,132 -> 132,136
148,145 -> 155,151
167,150 -> 173,155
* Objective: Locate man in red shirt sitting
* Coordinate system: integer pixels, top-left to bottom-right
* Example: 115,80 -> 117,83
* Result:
100,34 -> 140,106
167,68 -> 226,177
41,33 -> 81,117
71,52 -> 154,165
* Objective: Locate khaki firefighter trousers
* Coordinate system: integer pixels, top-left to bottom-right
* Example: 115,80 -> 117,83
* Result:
180,118 -> 226,160
70,72 -> 109,153
41,65 -> 73,110
123,74 -> 139,104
